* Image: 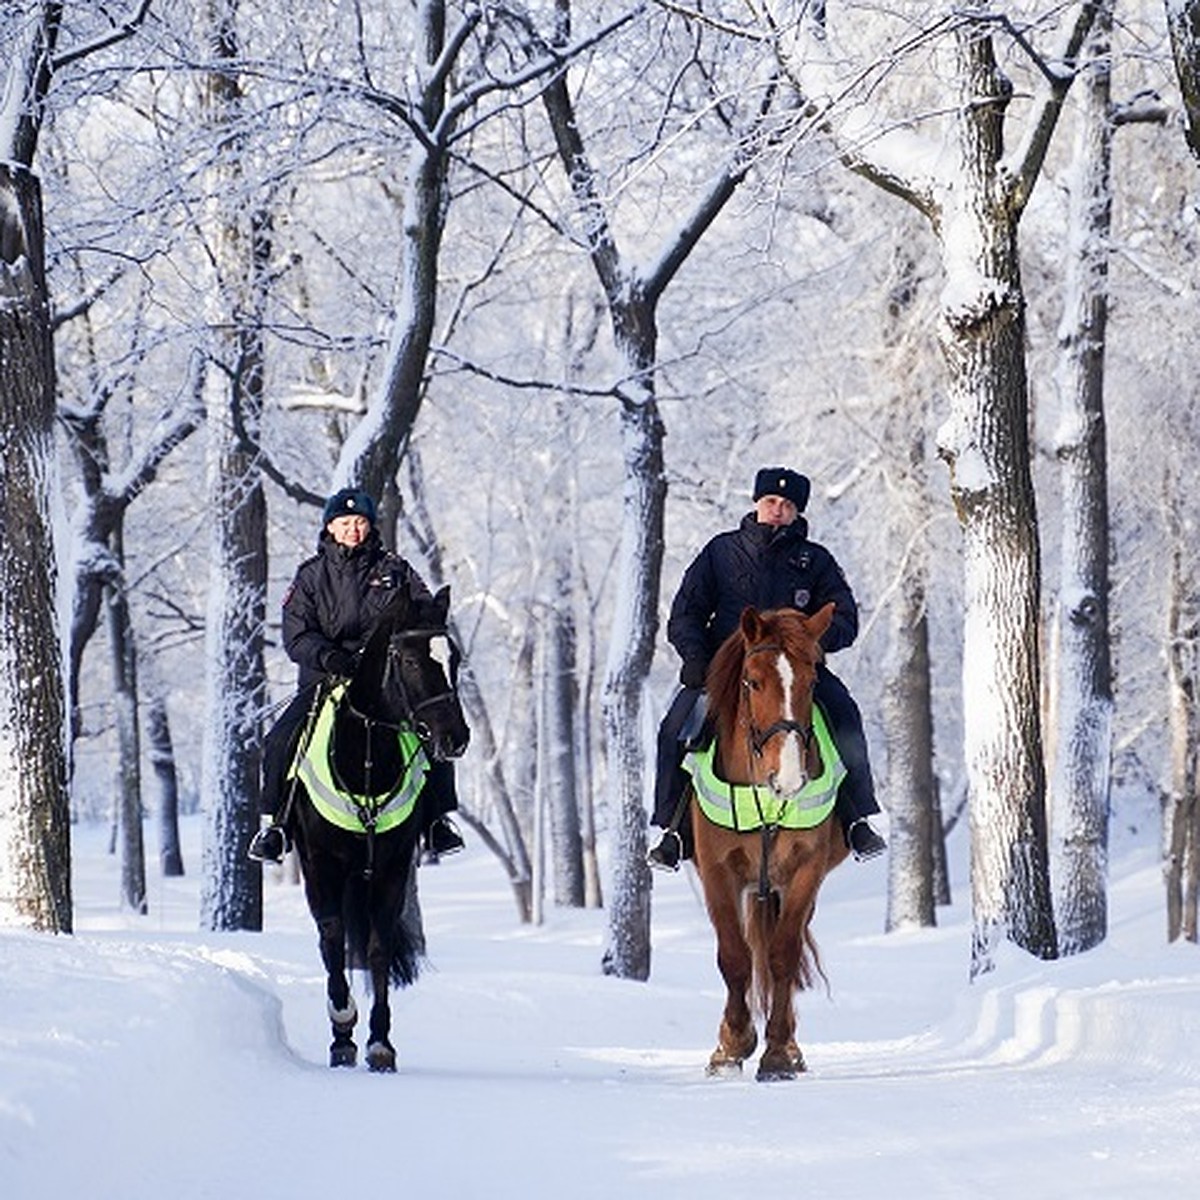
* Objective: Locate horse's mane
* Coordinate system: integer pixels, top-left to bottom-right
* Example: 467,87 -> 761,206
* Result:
705,608 -> 821,744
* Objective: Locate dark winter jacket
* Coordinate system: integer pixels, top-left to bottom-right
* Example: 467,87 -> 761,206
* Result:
666,512 -> 858,683
282,529 -> 432,689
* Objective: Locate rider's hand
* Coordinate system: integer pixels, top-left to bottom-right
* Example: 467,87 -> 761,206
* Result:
322,647 -> 358,677
680,659 -> 707,689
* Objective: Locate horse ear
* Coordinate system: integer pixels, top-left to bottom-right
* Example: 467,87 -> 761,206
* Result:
740,606 -> 763,642
808,602 -> 836,639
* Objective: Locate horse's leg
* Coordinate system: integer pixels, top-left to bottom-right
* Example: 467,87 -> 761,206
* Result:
757,858 -> 823,1081
363,864 -> 411,1073
363,920 -> 396,1073
317,914 -> 359,1068
698,857 -> 757,1076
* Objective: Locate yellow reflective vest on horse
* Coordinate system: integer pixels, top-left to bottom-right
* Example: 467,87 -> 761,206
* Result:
289,684 -> 428,833
683,704 -> 845,831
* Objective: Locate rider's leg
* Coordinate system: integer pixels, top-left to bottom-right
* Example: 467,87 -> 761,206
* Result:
814,668 -> 886,862
248,693 -> 311,863
421,761 -> 465,859
647,687 -> 704,870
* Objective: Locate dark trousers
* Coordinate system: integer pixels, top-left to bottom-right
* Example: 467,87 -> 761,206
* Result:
650,668 -> 880,843
261,686 -> 457,829
652,687 -> 705,829
815,665 -> 881,826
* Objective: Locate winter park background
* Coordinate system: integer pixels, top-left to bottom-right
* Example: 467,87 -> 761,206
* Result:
4,5 -> 1200,1198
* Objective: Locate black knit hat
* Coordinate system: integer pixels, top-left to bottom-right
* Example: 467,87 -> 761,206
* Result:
323,487 -> 377,525
752,467 -> 810,511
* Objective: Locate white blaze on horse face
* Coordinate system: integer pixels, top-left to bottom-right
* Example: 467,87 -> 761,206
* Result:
771,651 -> 807,797
428,635 -> 452,673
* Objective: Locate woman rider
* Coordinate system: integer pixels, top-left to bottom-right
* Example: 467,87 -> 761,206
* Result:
248,487 -> 464,864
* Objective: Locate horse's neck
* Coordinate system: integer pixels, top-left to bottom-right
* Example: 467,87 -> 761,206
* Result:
714,716 -> 753,784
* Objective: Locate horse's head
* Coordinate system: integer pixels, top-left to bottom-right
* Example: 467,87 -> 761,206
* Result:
352,585 -> 470,761
708,603 -> 834,798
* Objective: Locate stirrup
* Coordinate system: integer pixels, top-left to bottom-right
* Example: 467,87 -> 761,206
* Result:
423,817 -> 465,860
646,829 -> 683,872
847,818 -> 886,862
247,823 -> 288,864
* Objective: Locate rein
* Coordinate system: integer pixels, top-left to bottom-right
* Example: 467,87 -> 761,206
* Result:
382,626 -> 459,729
740,641 -> 817,903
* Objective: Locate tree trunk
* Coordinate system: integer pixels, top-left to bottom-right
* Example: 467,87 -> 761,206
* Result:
546,543 -> 585,907
879,241 -> 941,931
147,694 -> 185,877
1166,0 -> 1200,163
601,361 -> 665,981
1048,7 -> 1115,956
884,530 -> 938,931
199,4 -> 268,931
0,162 -> 72,932
1164,474 -> 1200,942
105,530 -> 147,915
935,23 -> 1057,976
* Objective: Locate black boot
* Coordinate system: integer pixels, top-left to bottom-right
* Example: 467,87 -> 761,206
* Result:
247,821 -> 289,864
847,818 -> 886,862
646,829 -> 683,872
423,816 -> 465,860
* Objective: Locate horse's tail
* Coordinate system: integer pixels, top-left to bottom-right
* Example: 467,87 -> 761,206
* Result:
343,863 -> 424,989
745,892 -> 827,1016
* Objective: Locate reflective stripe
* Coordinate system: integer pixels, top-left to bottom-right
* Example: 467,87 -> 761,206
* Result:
289,685 -> 427,833
684,704 -> 845,831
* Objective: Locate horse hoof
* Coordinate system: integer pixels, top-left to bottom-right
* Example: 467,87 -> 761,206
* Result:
366,1041 -> 396,1073
755,1048 -> 806,1081
330,1041 -> 358,1069
705,1051 -> 745,1077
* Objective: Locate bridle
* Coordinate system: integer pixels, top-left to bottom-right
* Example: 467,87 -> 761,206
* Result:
380,625 -> 461,739
742,641 -> 815,761
740,639 -> 818,903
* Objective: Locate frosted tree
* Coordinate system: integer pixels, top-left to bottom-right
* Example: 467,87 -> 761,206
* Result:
0,1 -> 155,931
757,0 -> 1123,973
1163,0 -> 1200,942
522,1 -> 801,978
1047,4 -> 1117,955
0,155 -> 70,931
198,1 -> 269,932
1166,0 -> 1200,160
878,240 -> 943,931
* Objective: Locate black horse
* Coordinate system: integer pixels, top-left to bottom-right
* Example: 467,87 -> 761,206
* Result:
287,582 -> 469,1071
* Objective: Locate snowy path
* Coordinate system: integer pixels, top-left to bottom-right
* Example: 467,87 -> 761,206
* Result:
3,822 -> 1199,1198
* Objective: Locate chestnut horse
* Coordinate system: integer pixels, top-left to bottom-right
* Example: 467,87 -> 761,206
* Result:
687,602 -> 849,1081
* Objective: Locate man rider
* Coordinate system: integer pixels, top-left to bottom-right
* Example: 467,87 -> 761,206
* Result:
647,467 -> 886,870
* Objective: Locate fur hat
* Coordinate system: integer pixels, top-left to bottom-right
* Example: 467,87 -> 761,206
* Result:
322,487 -> 377,525
752,467 -> 810,511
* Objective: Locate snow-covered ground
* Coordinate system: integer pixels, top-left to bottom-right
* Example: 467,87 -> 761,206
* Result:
3,815 -> 1199,1199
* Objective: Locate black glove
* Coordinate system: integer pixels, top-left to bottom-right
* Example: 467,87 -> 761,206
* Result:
322,647 -> 358,677
679,659 -> 707,689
